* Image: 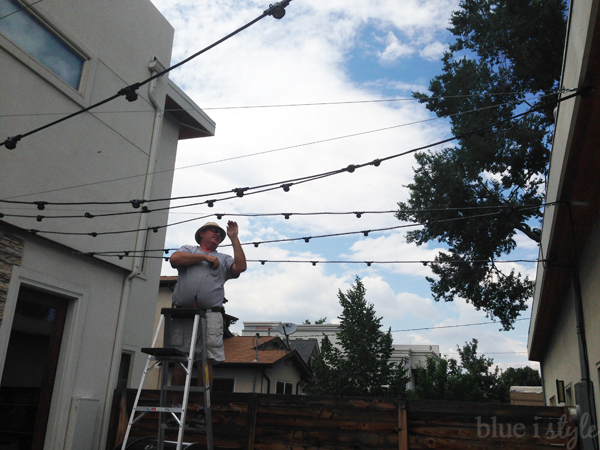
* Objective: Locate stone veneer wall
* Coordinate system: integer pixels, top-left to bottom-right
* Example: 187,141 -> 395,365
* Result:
0,224 -> 24,324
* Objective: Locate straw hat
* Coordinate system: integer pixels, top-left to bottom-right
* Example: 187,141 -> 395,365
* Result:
194,222 -> 226,245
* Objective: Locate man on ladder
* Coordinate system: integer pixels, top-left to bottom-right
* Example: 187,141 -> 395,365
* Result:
122,221 -> 246,450
168,220 -> 247,425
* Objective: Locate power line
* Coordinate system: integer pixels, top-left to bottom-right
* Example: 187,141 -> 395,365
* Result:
391,317 -> 530,332
1,90 -> 581,210
0,0 -> 44,21
0,91 -> 549,118
0,1 -> 292,150
245,317 -> 532,339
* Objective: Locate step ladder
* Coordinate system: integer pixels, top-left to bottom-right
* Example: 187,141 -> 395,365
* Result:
122,308 -> 214,450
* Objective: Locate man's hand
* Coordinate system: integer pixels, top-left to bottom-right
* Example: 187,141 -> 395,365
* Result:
170,251 -> 220,269
205,254 -> 220,269
227,220 -> 239,240
227,220 -> 247,276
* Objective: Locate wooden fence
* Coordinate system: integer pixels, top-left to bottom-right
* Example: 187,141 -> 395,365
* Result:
107,389 -> 579,450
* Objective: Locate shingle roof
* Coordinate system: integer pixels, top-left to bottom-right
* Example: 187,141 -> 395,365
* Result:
288,339 -> 319,365
222,336 -> 290,365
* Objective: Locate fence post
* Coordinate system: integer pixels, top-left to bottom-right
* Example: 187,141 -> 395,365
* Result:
246,393 -> 259,450
398,399 -> 408,450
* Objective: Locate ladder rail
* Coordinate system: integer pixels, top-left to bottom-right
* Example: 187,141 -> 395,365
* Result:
175,313 -> 200,450
121,314 -> 165,450
201,313 -> 214,448
122,309 -> 214,450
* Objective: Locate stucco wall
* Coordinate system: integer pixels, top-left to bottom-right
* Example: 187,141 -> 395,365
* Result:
540,212 -> 600,411
574,211 -> 600,416
539,283 -> 579,405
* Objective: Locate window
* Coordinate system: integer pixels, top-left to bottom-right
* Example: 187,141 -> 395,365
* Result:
0,0 -> 85,89
276,381 -> 293,395
213,378 -> 235,393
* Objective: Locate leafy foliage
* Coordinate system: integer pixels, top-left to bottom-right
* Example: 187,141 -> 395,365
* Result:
397,0 -> 567,329
408,339 -> 541,403
303,317 -> 327,325
305,277 -> 410,397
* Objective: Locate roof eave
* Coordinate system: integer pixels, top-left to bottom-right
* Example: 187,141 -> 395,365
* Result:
165,80 -> 216,140
528,0 -> 600,361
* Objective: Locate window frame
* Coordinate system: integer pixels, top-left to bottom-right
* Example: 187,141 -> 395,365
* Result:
276,380 -> 293,395
213,377 -> 236,393
0,0 -> 95,106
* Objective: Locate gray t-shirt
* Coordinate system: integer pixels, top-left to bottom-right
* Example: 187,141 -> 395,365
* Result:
172,245 -> 238,308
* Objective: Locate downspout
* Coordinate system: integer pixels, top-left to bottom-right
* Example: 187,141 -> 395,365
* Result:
261,368 -> 271,394
252,333 -> 259,393
99,57 -> 167,449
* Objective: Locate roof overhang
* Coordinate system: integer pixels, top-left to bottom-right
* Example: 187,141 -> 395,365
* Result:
528,0 -> 600,361
166,80 -> 216,140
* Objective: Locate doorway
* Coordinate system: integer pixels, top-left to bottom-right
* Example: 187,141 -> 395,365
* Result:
0,286 -> 68,450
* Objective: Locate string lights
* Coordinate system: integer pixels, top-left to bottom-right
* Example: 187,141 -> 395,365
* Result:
1,90 -> 583,213
1,91 -> 564,203
74,204 -> 544,256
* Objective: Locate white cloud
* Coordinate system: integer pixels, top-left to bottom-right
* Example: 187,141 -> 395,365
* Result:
378,32 -> 415,61
361,276 -> 440,320
420,41 -> 447,60
344,232 -> 445,277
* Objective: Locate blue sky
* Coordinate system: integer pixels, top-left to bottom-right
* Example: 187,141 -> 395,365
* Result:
151,0 -> 539,370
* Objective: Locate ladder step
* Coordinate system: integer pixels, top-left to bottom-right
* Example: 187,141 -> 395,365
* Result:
135,406 -> 182,413
162,386 -> 205,392
141,347 -> 187,357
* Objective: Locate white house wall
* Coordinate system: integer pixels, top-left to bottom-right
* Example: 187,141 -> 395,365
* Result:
0,0 -> 175,271
538,283 -> 579,405
213,362 -> 303,395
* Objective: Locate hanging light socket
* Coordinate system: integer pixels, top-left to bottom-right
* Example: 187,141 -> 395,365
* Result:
265,1 -> 290,19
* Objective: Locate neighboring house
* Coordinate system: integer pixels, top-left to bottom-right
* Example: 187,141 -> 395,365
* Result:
242,322 -> 440,389
0,1 -> 215,449
509,387 -> 544,407
527,0 -> 600,444
213,336 -> 312,395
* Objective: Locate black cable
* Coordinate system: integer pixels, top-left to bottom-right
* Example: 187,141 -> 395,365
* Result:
0,1 -> 291,150
75,205 -> 541,253
0,92 -> 558,202
89,253 -> 545,265
2,202 -> 548,222
1,89 -> 584,210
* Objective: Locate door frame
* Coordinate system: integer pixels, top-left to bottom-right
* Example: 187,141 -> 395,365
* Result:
1,266 -> 89,450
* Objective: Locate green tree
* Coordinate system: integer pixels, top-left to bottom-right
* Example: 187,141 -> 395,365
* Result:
496,366 -> 542,403
303,317 -> 327,325
305,277 -> 410,397
396,0 -> 567,330
409,340 -> 541,403
409,339 -> 502,402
